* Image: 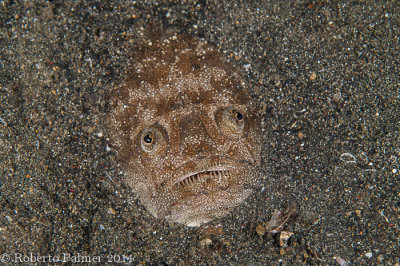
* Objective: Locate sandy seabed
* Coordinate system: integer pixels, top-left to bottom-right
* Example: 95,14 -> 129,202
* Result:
0,1 -> 399,264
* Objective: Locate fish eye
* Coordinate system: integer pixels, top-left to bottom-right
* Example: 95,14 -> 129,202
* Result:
215,107 -> 245,138
233,110 -> 243,121
139,126 -> 168,155
143,132 -> 154,144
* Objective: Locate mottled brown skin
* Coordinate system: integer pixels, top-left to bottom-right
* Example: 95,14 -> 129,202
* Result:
109,34 -> 262,226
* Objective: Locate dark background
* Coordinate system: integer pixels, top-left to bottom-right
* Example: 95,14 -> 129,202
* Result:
1,0 -> 399,264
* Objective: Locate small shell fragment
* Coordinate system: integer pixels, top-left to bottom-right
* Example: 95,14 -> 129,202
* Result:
279,231 -> 294,247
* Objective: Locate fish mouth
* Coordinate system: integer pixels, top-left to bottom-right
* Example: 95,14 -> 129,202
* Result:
164,159 -> 258,226
172,164 -> 236,191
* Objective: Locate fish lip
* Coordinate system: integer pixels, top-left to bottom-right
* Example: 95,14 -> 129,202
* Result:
176,165 -> 234,184
171,161 -> 237,190
168,156 -> 255,190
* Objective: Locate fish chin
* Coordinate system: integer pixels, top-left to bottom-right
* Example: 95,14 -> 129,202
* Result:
165,188 -> 253,227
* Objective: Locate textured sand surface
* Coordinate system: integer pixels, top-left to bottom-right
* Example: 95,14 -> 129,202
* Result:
1,1 -> 399,264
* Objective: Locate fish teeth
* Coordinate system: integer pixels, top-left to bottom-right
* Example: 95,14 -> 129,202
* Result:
201,173 -> 207,184
175,168 -> 232,190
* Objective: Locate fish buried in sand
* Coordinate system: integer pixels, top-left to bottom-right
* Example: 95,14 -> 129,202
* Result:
109,34 -> 262,227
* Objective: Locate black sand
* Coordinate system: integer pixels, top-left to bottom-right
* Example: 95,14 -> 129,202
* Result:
0,0 -> 399,264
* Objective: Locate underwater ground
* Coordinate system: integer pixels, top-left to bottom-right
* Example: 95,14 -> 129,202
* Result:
1,0 -> 399,264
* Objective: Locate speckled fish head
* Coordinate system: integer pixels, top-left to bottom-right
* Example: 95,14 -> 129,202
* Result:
109,34 -> 262,226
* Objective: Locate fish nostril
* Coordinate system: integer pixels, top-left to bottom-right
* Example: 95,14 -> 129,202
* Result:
196,155 -> 207,160
195,145 -> 209,155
